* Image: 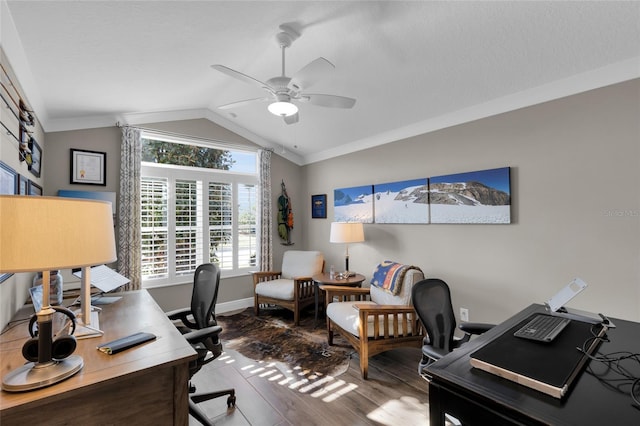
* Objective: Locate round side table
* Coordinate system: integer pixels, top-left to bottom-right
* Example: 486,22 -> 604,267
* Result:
312,272 -> 366,325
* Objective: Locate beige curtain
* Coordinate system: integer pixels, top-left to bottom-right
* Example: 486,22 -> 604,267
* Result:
117,126 -> 142,290
258,149 -> 273,271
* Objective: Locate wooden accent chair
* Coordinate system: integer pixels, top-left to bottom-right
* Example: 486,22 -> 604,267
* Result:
252,250 -> 324,325
322,263 -> 425,379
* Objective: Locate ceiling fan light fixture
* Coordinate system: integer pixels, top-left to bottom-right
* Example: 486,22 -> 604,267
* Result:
268,100 -> 298,117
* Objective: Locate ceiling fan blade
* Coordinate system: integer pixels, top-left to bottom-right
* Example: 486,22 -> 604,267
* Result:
211,65 -> 272,92
301,93 -> 356,109
288,57 -> 335,91
217,97 -> 270,110
284,113 -> 299,125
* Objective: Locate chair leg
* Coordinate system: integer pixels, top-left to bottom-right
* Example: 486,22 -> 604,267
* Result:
189,383 -> 236,425
189,400 -> 214,426
191,388 -> 236,408
360,355 -> 369,380
360,343 -> 369,379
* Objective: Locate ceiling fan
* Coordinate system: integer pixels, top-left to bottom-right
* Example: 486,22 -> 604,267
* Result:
211,24 -> 356,125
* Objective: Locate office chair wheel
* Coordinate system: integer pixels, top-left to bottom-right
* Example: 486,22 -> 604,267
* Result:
227,395 -> 236,408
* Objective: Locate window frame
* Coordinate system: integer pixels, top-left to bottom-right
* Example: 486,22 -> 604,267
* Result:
139,135 -> 258,288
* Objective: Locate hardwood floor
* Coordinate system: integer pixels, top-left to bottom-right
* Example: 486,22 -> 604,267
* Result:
189,339 -> 431,425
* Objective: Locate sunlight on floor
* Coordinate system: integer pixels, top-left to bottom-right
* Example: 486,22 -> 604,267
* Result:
367,396 -> 429,425
234,352 -> 360,402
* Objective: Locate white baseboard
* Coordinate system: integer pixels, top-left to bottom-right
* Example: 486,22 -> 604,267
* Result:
217,297 -> 253,314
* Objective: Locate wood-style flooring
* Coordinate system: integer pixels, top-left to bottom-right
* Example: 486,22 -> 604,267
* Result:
189,332 -> 431,425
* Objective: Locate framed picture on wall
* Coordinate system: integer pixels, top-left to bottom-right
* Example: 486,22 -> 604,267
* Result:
28,138 -> 42,177
18,174 -> 29,195
429,167 -> 511,224
28,180 -> 43,196
373,178 -> 429,224
334,185 -> 374,223
0,160 -> 18,195
70,148 -> 106,186
311,194 -> 327,218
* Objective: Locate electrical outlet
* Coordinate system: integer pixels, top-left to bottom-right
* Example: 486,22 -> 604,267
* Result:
460,308 -> 469,322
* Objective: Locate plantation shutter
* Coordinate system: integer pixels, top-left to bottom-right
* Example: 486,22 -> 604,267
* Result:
238,183 -> 257,268
209,182 -> 233,269
175,179 -> 203,275
140,177 -> 168,279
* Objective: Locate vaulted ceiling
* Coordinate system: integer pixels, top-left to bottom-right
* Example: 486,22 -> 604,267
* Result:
3,1 -> 639,165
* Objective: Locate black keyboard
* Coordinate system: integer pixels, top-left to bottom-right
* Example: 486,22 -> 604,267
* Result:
513,314 -> 571,343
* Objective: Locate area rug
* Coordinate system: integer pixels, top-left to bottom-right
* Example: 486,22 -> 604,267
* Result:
216,308 -> 353,377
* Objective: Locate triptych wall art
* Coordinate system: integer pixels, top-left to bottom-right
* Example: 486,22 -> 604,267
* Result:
333,167 -> 511,224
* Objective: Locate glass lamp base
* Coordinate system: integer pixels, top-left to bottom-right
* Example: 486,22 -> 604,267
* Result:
2,355 -> 83,392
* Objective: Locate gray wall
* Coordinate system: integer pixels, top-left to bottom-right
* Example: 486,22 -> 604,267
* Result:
303,79 -> 640,324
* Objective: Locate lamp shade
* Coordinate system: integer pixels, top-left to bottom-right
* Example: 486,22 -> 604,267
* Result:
330,222 -> 365,244
0,196 -> 117,273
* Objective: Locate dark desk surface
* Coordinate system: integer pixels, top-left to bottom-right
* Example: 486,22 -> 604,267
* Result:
427,303 -> 640,426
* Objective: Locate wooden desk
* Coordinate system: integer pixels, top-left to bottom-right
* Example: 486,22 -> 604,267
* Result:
427,304 -> 640,426
0,290 -> 197,425
312,272 -> 366,324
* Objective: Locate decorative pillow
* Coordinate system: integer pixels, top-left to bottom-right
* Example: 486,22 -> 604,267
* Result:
370,261 -> 422,296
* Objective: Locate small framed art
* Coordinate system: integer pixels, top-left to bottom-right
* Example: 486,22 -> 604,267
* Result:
0,160 -> 17,194
28,138 -> 42,177
28,180 -> 43,196
70,148 -> 106,186
18,174 -> 29,195
311,194 -> 327,218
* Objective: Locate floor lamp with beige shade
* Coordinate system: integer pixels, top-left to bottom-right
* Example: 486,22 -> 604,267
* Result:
0,196 -> 116,392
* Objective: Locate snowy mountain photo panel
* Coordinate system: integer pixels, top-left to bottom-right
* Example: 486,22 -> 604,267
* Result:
429,167 -> 511,224
373,178 -> 429,224
334,185 -> 373,223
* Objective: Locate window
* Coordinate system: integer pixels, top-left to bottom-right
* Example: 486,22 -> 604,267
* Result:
140,132 -> 257,287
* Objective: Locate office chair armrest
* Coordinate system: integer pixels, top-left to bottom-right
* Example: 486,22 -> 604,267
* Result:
166,307 -> 198,329
459,322 -> 494,335
182,325 -> 223,345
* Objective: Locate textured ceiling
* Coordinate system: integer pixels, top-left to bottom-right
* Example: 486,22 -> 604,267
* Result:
4,1 -> 639,165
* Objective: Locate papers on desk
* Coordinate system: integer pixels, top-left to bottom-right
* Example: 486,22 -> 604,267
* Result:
73,265 -> 130,293
470,314 -> 606,399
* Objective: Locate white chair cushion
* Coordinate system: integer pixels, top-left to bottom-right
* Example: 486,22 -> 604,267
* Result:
370,268 -> 424,306
326,301 -> 415,338
255,279 -> 294,301
281,250 -> 324,279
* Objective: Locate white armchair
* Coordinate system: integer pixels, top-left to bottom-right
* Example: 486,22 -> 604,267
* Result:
322,263 -> 425,379
252,250 -> 324,325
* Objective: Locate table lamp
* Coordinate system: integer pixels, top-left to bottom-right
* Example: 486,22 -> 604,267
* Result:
329,222 -> 364,275
0,196 -> 116,392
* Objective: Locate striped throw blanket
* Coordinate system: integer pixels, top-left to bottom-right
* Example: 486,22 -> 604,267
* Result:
370,261 -> 422,295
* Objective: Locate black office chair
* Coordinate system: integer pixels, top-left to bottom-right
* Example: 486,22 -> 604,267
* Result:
166,263 -> 236,425
412,278 -> 494,377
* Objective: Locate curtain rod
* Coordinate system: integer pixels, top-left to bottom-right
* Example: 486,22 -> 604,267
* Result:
116,122 -> 259,152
